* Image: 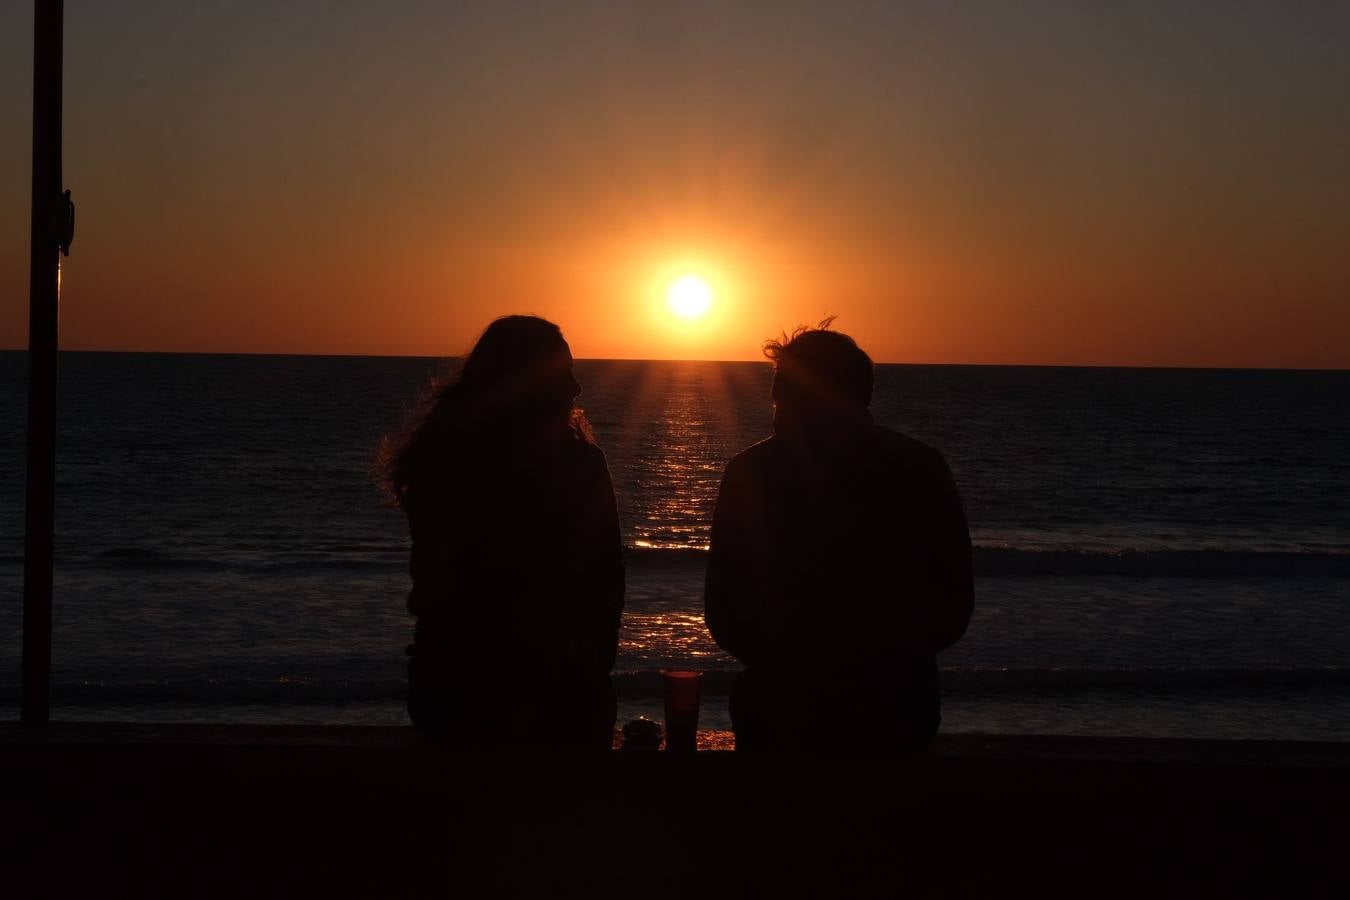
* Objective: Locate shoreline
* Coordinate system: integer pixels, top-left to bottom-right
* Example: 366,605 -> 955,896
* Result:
7,719 -> 1350,762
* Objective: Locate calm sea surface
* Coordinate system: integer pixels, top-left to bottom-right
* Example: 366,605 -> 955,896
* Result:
2,352 -> 1348,739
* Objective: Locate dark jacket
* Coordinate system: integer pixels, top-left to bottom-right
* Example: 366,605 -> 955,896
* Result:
704,422 -> 972,748
404,436 -> 624,743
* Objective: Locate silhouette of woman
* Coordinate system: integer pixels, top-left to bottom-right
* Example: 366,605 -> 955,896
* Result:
381,316 -> 624,748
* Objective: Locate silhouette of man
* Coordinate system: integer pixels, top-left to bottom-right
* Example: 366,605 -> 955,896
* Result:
704,324 -> 973,750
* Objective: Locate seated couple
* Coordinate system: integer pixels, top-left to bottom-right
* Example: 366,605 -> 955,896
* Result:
380,315 -> 973,751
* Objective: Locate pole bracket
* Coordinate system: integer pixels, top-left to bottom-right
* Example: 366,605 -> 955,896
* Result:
53,188 -> 74,256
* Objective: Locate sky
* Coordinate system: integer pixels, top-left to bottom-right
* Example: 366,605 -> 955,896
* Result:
2,1 -> 1348,366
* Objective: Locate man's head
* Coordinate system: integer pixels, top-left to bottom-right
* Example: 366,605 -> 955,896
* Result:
764,320 -> 874,430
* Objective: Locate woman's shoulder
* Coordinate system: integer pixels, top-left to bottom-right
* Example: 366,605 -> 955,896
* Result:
561,437 -> 610,474
541,440 -> 614,511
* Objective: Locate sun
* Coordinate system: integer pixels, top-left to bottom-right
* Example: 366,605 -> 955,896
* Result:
666,275 -> 714,320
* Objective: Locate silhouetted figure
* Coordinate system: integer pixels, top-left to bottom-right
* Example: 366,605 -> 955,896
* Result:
381,316 -> 623,748
704,324 -> 973,751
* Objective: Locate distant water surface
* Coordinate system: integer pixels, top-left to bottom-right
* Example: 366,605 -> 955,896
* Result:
1,352 -> 1347,739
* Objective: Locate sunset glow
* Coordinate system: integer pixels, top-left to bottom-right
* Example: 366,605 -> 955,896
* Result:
666,276 -> 714,321
1,4 -> 1348,367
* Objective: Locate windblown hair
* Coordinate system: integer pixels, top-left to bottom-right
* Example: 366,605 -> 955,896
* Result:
378,315 -> 592,506
763,317 -> 874,411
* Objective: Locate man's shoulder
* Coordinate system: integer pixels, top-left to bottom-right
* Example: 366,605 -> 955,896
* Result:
719,438 -> 785,490
725,436 -> 780,471
870,424 -> 951,475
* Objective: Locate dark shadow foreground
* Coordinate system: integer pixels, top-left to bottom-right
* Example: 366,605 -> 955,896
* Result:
3,724 -> 1348,899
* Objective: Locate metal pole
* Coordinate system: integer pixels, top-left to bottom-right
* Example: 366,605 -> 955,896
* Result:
23,0 -> 66,724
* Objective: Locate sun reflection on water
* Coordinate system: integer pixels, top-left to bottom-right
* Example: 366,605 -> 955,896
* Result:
618,610 -> 723,666
580,360 -> 772,551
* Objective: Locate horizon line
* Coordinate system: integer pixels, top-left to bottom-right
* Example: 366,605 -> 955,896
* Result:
0,346 -> 1346,373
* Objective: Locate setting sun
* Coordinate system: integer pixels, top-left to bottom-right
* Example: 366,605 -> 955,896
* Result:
666,275 -> 714,321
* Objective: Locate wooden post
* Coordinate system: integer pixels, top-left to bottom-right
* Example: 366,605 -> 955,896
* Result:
23,0 -> 66,724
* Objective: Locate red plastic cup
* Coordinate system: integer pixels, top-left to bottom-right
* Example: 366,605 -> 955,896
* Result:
661,670 -> 702,751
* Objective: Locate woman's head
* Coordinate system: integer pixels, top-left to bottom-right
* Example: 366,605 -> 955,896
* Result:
380,315 -> 588,504
455,315 -> 581,424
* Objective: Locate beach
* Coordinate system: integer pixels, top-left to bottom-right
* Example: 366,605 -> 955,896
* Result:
4,722 -> 1348,898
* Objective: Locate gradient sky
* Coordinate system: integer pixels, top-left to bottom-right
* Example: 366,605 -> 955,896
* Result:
2,1 -> 1348,365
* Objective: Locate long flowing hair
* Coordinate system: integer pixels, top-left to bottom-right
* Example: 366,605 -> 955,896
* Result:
378,315 -> 592,506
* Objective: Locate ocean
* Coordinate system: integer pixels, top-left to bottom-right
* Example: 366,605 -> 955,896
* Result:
2,351 -> 1348,740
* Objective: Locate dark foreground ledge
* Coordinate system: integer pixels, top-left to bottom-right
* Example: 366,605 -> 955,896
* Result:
3,724 -> 1348,898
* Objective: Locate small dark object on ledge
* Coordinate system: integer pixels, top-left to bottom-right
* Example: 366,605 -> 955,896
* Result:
621,716 -> 663,750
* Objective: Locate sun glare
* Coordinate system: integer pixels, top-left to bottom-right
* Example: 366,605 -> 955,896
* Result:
666,275 -> 714,320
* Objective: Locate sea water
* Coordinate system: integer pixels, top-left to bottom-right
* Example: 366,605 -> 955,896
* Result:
2,352 -> 1348,739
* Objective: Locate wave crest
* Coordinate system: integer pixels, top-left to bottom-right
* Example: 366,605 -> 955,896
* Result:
2,666 -> 1347,706
625,545 -> 1350,577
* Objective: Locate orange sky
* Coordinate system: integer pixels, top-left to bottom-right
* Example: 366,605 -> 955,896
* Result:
2,2 -> 1348,366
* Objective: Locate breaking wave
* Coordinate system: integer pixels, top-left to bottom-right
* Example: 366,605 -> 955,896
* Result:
43,544 -> 1350,578
4,666 -> 1348,707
